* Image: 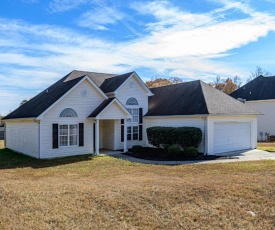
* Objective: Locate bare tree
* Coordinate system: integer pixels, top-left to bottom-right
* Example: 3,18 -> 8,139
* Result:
246,66 -> 272,83
233,75 -> 242,89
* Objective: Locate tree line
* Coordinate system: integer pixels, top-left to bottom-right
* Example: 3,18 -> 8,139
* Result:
145,66 -> 273,94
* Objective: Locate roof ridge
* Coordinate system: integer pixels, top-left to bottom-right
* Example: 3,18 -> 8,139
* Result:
150,79 -> 200,90
198,81 -> 210,114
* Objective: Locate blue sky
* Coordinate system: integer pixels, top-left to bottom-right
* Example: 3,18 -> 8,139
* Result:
1,0 -> 275,115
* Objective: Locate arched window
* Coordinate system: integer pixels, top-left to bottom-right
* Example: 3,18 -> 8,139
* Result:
126,97 -> 138,106
60,108 -> 78,117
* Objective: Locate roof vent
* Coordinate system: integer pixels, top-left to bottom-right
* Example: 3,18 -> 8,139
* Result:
249,91 -> 251,94
46,89 -> 49,94
237,98 -> 246,103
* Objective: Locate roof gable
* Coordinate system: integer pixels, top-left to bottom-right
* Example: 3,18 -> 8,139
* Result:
4,73 -> 108,120
4,74 -> 84,120
113,72 -> 154,96
230,75 -> 275,101
88,98 -> 131,119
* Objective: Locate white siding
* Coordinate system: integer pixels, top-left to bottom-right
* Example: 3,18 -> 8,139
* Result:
246,100 -> 275,141
145,116 -> 205,153
40,79 -> 105,159
206,115 -> 257,154
116,75 -> 149,114
115,75 -> 150,149
98,102 -> 128,120
5,121 -> 39,158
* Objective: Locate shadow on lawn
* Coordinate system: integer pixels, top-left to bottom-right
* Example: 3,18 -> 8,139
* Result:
0,148 -> 95,169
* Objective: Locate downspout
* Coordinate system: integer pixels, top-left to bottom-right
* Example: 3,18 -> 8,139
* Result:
201,116 -> 207,155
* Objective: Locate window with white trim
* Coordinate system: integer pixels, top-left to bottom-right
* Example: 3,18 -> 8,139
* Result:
127,125 -> 139,141
59,124 -> 78,146
60,108 -> 77,117
126,97 -> 139,141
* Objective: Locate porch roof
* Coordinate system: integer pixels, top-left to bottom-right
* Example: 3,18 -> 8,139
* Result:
88,98 -> 131,119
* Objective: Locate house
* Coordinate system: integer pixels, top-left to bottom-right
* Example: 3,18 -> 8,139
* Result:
2,70 -> 259,159
0,116 -> 4,140
230,75 -> 275,141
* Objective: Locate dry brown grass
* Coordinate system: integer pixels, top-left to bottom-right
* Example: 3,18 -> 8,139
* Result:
0,140 -> 275,229
257,142 -> 275,152
0,140 -> 4,149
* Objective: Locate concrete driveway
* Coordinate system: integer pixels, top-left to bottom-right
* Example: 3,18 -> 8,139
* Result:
102,149 -> 275,165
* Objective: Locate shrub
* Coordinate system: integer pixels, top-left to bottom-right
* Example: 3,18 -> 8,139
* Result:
131,145 -> 143,153
167,145 -> 181,156
146,126 -> 202,148
163,144 -> 171,153
184,146 -> 198,158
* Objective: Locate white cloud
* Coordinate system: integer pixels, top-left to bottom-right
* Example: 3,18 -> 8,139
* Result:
1,0 -> 275,114
48,0 -> 88,13
77,7 -> 125,30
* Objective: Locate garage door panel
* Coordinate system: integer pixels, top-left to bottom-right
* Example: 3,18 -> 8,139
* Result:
213,122 -> 251,154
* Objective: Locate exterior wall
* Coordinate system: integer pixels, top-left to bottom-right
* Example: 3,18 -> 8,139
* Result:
144,116 -> 205,153
5,121 -> 39,158
115,75 -> 150,149
246,100 -> 275,141
98,102 -> 128,120
40,79 -> 106,159
206,115 -> 257,154
102,120 -> 115,150
0,126 -> 4,140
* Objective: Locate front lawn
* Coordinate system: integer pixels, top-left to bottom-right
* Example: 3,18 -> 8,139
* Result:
257,142 -> 275,152
0,140 -> 275,229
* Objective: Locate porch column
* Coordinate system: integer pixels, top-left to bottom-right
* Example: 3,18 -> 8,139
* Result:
123,119 -> 128,152
95,119 -> 99,155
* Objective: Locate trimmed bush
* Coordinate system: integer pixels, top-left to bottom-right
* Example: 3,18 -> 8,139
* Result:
146,126 -> 202,148
163,144 -> 171,153
167,145 -> 181,156
131,145 -> 143,153
184,146 -> 198,158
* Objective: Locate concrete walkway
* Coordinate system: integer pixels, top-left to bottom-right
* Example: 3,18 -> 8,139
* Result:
100,149 -> 275,165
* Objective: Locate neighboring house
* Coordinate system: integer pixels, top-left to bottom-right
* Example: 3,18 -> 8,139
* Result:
0,116 -> 4,140
2,70 -> 259,159
0,125 -> 4,140
230,75 -> 275,141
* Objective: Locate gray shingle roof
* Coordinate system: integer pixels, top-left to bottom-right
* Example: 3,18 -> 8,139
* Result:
146,80 -> 260,116
99,72 -> 134,93
88,98 -> 115,118
230,75 -> 275,101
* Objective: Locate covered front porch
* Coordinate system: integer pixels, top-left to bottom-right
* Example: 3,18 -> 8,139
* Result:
88,98 -> 132,155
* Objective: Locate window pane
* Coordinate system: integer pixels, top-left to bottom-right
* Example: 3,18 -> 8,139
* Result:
127,108 -> 132,114
60,135 -> 68,146
70,135 -> 78,146
133,133 -> 138,140
132,109 -> 138,115
127,134 -> 131,140
133,126 -> 138,133
70,124 -> 78,135
60,125 -> 68,135
127,126 -> 132,134
133,116 -> 138,123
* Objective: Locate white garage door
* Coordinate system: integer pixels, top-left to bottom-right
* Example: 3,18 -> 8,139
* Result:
213,122 -> 251,154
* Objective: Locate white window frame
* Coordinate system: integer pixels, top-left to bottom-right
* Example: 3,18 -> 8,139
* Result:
127,125 -> 139,141
59,124 -> 78,147
126,98 -> 139,141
